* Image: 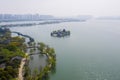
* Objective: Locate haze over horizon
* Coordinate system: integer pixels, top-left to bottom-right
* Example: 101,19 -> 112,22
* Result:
0,0 -> 120,17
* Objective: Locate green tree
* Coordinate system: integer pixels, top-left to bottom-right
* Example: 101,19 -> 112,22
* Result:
6,44 -> 17,52
38,42 -> 46,53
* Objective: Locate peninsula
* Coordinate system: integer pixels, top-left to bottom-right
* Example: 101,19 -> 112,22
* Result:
0,28 -> 56,80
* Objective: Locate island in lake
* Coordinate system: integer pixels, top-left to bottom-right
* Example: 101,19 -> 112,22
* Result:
51,29 -> 70,37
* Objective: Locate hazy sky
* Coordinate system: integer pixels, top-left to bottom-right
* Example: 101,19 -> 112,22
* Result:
0,0 -> 120,17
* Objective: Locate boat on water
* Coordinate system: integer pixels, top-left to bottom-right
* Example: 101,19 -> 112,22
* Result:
51,29 -> 70,37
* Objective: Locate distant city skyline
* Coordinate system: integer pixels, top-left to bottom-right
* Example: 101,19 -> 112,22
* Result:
0,0 -> 120,17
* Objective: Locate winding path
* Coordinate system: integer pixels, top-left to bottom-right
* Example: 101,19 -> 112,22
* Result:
12,31 -> 34,42
18,58 -> 26,80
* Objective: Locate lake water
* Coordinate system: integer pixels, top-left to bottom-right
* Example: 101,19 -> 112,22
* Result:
8,20 -> 120,80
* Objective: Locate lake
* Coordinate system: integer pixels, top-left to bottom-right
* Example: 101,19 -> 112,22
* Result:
8,20 -> 120,80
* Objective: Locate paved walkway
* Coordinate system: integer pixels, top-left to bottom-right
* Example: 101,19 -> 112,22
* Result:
18,58 -> 26,80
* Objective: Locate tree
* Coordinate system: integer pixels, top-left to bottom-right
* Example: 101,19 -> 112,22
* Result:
6,44 -> 17,52
38,42 -> 46,53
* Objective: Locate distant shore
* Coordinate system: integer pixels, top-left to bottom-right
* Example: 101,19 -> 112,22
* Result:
0,19 -> 85,27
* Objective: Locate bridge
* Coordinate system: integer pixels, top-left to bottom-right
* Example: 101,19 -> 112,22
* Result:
29,52 -> 40,56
